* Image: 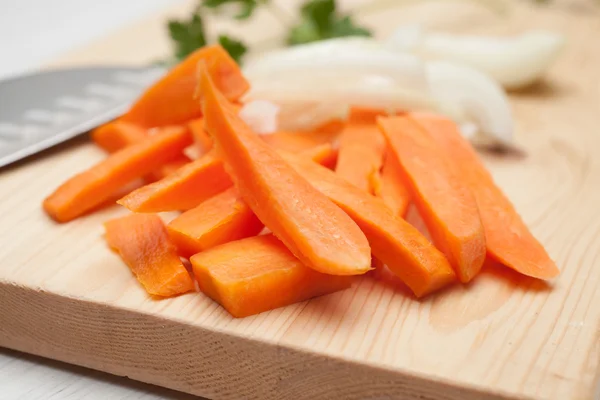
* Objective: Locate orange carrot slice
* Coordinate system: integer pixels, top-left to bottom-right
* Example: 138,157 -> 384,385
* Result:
91,122 -> 191,182
168,187 -> 264,258
371,149 -> 411,217
118,139 -> 335,213
104,214 -> 194,297
190,234 -> 354,317
314,118 -> 346,135
335,107 -> 386,192
91,121 -> 146,152
199,63 -> 371,276
411,113 -> 560,279
188,118 -> 213,155
299,143 -> 338,169
378,116 -> 486,283
282,154 -> 456,297
261,130 -> 339,153
118,150 -> 232,212
167,144 -> 336,257
43,126 -> 193,222
122,45 -> 249,127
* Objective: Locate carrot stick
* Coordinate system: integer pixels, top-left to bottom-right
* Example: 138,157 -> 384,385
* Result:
122,45 -> 249,128
199,63 -> 371,276
378,116 -> 486,283
167,144 -> 337,257
104,214 -> 194,297
299,143 -> 338,169
92,122 -> 192,182
411,113 -> 560,279
190,234 -> 354,317
168,187 -> 264,258
261,130 -> 339,153
188,118 -> 213,155
371,149 -> 411,217
282,154 -> 456,297
144,156 -> 191,182
43,126 -> 193,222
118,150 -> 232,212
335,107 -> 386,192
91,121 -> 146,152
118,137 -> 336,213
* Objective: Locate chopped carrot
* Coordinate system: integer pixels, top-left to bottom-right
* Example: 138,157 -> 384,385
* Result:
91,121 -> 146,152
166,144 -> 336,257
282,154 -> 456,297
411,113 -> 560,279
118,150 -> 232,212
299,143 -> 338,169
43,126 -> 193,222
347,107 -> 387,124
335,107 -> 386,192
378,116 -> 486,283
261,130 -> 339,153
104,214 -> 194,297
199,63 -> 372,276
314,118 -> 346,135
118,140 -> 336,214
122,45 -> 249,128
168,187 -> 264,258
188,118 -> 213,155
144,156 -> 191,182
371,149 -> 411,217
91,122 -> 191,182
190,235 -> 354,317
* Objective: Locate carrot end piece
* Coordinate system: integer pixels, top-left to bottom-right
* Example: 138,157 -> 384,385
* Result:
104,213 -> 195,297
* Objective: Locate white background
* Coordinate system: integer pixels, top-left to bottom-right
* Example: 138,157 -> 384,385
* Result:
0,0 -> 173,79
0,1 -> 203,398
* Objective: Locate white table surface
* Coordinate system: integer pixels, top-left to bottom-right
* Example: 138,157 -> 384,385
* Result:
0,1 -> 203,398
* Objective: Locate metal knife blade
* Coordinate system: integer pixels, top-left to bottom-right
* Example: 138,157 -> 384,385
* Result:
0,65 -> 166,168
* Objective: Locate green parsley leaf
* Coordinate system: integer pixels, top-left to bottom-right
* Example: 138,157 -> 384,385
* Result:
301,0 -> 335,33
167,12 -> 207,60
287,0 -> 371,46
329,15 -> 371,38
202,0 -> 262,20
287,20 -> 322,45
218,35 -> 248,63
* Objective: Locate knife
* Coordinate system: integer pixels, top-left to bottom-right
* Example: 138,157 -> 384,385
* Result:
0,65 -> 166,169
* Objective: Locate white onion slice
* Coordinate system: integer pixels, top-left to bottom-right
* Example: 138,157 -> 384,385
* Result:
387,26 -> 565,89
244,38 -> 437,131
244,38 -> 431,95
426,60 -> 514,147
238,100 -> 280,135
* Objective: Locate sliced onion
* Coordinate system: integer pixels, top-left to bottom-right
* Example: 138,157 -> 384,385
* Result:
238,100 -> 280,135
426,60 -> 514,147
244,38 -> 437,131
387,26 -> 565,89
245,38 -> 424,88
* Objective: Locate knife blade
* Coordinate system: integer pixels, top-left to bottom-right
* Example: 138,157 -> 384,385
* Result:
0,65 -> 166,168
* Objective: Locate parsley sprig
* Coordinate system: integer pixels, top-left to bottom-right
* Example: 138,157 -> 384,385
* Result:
166,0 -> 372,65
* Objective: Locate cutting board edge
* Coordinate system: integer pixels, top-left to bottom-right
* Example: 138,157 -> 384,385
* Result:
0,281 -> 530,400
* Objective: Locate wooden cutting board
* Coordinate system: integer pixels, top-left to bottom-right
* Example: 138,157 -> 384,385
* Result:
1,1 -> 599,399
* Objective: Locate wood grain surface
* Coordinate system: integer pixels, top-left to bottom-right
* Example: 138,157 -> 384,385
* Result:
0,348 -> 199,400
1,1 -> 600,399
